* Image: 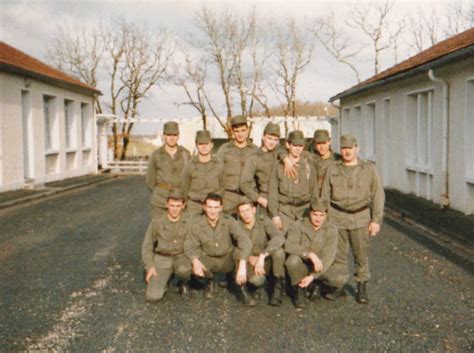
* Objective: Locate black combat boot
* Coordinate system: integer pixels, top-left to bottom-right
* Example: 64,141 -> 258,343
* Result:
356,282 -> 368,304
293,286 -> 306,309
239,285 -> 257,306
204,279 -> 214,299
269,277 -> 285,306
323,286 -> 346,301
308,280 -> 322,302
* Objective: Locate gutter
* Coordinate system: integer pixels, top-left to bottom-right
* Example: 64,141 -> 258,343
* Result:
428,69 -> 450,207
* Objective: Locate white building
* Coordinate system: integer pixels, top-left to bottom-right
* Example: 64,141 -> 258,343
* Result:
329,28 -> 474,215
0,42 -> 101,192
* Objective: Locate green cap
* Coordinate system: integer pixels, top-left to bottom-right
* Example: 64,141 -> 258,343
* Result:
167,188 -> 185,200
310,198 -> 328,212
195,130 -> 212,143
340,134 -> 357,148
288,130 -> 305,145
313,129 -> 330,143
264,122 -> 281,137
231,116 -> 248,127
163,121 -> 179,135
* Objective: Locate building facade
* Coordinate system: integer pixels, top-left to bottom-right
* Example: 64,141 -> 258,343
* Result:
0,42 -> 101,192
330,29 -> 474,215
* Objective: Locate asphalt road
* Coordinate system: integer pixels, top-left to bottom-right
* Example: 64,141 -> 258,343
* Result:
0,176 -> 472,352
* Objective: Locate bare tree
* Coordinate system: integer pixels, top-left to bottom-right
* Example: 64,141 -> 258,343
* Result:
444,0 -> 473,37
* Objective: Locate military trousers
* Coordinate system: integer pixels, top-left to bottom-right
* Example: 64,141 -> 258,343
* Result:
185,199 -> 204,216
286,254 -> 339,286
222,190 -> 242,215
200,252 -> 235,278
246,249 -> 286,287
146,254 -> 191,302
332,227 -> 370,286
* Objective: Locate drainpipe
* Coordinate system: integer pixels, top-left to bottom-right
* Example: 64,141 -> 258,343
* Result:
428,69 -> 450,208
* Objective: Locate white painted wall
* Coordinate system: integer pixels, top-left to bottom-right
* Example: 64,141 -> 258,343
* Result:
338,56 -> 474,215
0,72 -> 98,192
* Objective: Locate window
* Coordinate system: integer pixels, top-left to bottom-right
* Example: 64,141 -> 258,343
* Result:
64,99 -> 75,149
406,89 -> 433,171
466,79 -> 474,181
81,103 -> 91,148
352,105 -> 362,142
364,102 -> 376,159
43,95 -> 58,152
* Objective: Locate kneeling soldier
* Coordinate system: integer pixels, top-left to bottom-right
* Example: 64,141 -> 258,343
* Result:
236,197 -> 286,306
184,193 -> 252,304
285,198 -> 338,309
141,189 -> 192,303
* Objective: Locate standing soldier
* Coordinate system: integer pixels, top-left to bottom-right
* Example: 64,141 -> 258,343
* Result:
285,198 -> 338,308
141,189 -> 191,303
310,129 -> 341,195
184,193 -> 253,304
268,130 -> 317,234
181,130 -> 225,215
145,121 -> 191,219
236,197 -> 286,306
217,116 -> 258,215
321,134 -> 385,303
240,122 -> 281,215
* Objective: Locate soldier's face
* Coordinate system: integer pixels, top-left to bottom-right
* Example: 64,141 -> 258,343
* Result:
164,134 -> 179,147
204,199 -> 223,222
288,143 -> 304,158
262,134 -> 280,151
314,140 -> 330,156
232,125 -> 249,144
341,146 -> 358,163
197,142 -> 213,156
167,198 -> 185,219
237,203 -> 256,225
309,210 -> 327,228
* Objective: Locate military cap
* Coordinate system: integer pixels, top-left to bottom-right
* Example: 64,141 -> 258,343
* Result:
288,130 -> 305,145
167,188 -> 185,200
163,121 -> 179,135
340,134 -> 358,148
310,198 -> 328,212
231,116 -> 248,127
263,122 -> 281,137
195,130 -> 212,144
313,129 -> 330,143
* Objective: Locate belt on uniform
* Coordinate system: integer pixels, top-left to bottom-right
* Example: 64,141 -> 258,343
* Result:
225,189 -> 243,195
330,202 -> 369,214
155,181 -> 172,190
156,251 -> 181,257
283,200 -> 309,207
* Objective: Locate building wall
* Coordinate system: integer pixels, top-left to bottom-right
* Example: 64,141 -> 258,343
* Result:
339,56 -> 474,215
0,72 -> 97,192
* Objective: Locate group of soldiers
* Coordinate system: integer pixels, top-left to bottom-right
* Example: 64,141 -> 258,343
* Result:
142,116 -> 385,308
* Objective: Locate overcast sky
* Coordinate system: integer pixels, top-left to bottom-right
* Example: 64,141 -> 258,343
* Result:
1,0 -> 470,122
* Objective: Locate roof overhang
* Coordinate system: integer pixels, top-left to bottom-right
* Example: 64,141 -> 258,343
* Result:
329,45 -> 474,103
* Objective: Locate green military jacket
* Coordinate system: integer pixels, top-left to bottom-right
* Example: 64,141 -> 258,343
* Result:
141,213 -> 190,271
240,147 -> 282,203
145,145 -> 191,207
268,154 -> 317,219
321,159 -> 385,230
285,218 -> 338,274
239,217 -> 285,256
180,155 -> 225,203
184,215 -> 252,261
312,151 -> 342,195
217,140 -> 258,192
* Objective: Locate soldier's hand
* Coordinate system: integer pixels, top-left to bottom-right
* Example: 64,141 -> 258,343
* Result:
236,260 -> 247,285
298,275 -> 315,288
254,254 -> 266,276
257,197 -> 268,208
145,268 -> 157,283
248,256 -> 258,267
283,157 -> 298,179
308,252 -> 323,273
192,259 -> 206,277
272,216 -> 283,229
368,222 -> 381,237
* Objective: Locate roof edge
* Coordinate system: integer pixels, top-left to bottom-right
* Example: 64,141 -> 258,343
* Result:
0,62 -> 102,96
329,45 -> 474,102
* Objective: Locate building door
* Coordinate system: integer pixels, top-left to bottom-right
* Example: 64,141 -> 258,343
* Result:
22,90 -> 34,181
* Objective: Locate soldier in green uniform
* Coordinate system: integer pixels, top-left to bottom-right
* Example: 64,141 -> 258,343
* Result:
236,197 -> 286,306
285,198 -> 339,308
141,189 -> 191,303
181,130 -> 225,216
145,121 -> 191,219
321,134 -> 385,303
240,122 -> 281,215
184,193 -> 253,304
268,130 -> 317,234
217,116 -> 258,215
